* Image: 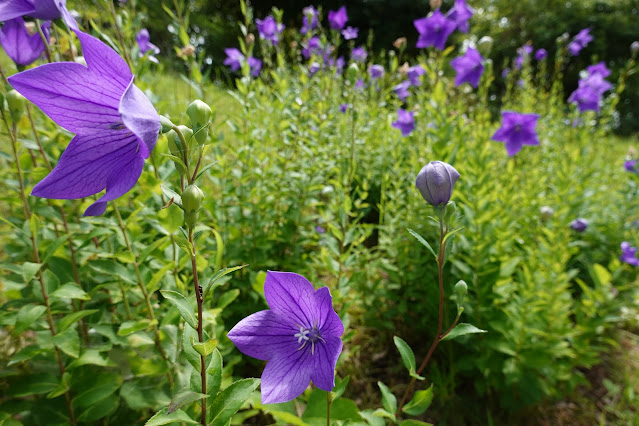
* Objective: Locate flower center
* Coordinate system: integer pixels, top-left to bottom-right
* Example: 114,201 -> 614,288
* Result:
514,124 -> 522,132
294,320 -> 326,355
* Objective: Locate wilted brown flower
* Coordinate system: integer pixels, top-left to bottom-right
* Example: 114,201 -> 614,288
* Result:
393,37 -> 407,49
178,44 -> 195,58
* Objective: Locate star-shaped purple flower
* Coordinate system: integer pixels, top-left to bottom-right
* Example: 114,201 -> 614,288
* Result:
446,0 -> 474,33
328,6 -> 347,31
414,10 -> 456,50
256,15 -> 284,45
491,111 -> 540,156
248,56 -> 262,77
0,0 -> 77,29
0,17 -> 49,66
392,108 -> 415,136
339,103 -> 349,114
570,218 -> 588,233
535,48 -> 547,60
368,64 -> 384,79
223,48 -> 244,71
301,5 -> 318,35
341,26 -> 358,40
302,36 -> 321,59
625,159 -> 637,172
450,47 -> 484,88
568,73 -> 612,113
568,28 -> 593,56
393,80 -> 411,101
8,30 -> 160,216
351,46 -> 367,62
620,242 -> 639,266
136,29 -> 159,56
587,62 -> 611,78
406,65 -> 426,86
228,271 -> 344,404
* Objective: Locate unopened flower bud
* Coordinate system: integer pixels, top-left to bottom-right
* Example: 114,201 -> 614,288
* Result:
444,200 -> 457,224
540,206 -> 554,221
570,218 -> 588,233
393,37 -> 407,49
186,100 -> 211,145
477,36 -> 494,56
430,0 -> 442,9
557,32 -> 569,45
6,90 -> 25,122
347,62 -> 359,83
182,184 -> 204,227
160,115 -> 174,134
178,44 -> 195,58
454,280 -> 468,299
415,161 -> 460,207
631,41 -> 639,58
246,33 -> 255,45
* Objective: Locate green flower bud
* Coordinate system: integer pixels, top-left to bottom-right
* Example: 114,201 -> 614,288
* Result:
477,36 -> 493,56
6,90 -> 26,122
454,280 -> 468,299
160,115 -> 174,134
182,184 -> 204,228
444,200 -> 457,225
631,41 -> 639,58
347,63 -> 359,84
186,100 -> 212,145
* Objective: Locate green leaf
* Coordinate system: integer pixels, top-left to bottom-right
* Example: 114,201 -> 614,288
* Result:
139,236 -> 170,264
302,389 -> 362,422
118,319 -> 151,336
441,323 -> 487,341
333,375 -> 350,399
68,349 -> 115,369
146,408 -> 199,426
8,373 -> 58,397
160,290 -> 196,329
14,304 -> 47,334
402,384 -> 434,416
393,336 -> 424,380
8,345 -> 44,366
359,409 -> 386,426
147,262 -> 175,295
30,213 -> 40,243
73,377 -> 122,408
192,338 -> 218,358
22,262 -> 42,283
268,411 -> 309,426
202,265 -> 247,300
211,229 -> 225,271
208,378 -> 260,426
77,394 -> 119,422
52,327 -> 80,358
398,420 -> 434,426
160,184 -> 183,207
89,260 -> 136,284
167,388 -> 208,414
173,236 -> 193,256
217,289 -> 239,310
377,382 -> 397,416
371,408 -> 395,421
50,283 -> 90,301
207,349 -> 223,398
442,227 -> 464,246
57,309 -> 98,332
47,372 -> 71,399
407,229 -> 437,259
41,235 -> 71,265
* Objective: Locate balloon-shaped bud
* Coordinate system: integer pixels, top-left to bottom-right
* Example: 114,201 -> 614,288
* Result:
631,41 -> 639,58
182,184 -> 204,228
6,90 -> 25,122
455,280 -> 468,303
186,100 -> 212,145
347,62 -> 360,84
160,115 -> 174,134
415,161 -> 460,207
477,36 -> 494,56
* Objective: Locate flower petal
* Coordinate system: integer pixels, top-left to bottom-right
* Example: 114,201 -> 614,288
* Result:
227,310 -> 297,361
261,348 -> 312,404
314,287 -> 344,338
264,271 -> 317,328
310,336 -> 342,391
74,30 -> 131,92
8,62 -> 122,134
119,78 -> 160,158
0,0 -> 35,21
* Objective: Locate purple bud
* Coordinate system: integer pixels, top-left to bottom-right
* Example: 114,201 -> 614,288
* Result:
415,161 -> 460,206
570,218 -> 588,233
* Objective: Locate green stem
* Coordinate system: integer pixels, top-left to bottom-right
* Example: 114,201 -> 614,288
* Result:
188,227 -> 206,426
108,0 -> 133,70
326,390 -> 332,426
35,19 -> 53,63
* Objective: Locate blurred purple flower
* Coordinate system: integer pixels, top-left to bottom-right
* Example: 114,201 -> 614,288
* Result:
568,28 -> 593,56
414,10 -> 456,50
227,271 -> 344,404
223,48 -> 244,71
570,218 -> 588,233
392,108 -> 415,136
535,48 -> 547,60
351,46 -> 367,62
368,64 -> 384,79
0,17 -> 49,66
393,80 -> 411,100
446,0 -> 474,33
491,111 -> 540,156
0,0 -> 76,28
339,104 -> 349,114
302,36 -> 322,59
568,73 -> 612,113
256,15 -> 284,45
341,26 -> 358,40
136,29 -> 159,63
355,78 -> 365,90
620,242 -> 639,266
8,30 -> 160,216
450,47 -> 484,88
328,6 -> 348,30
248,56 -> 262,77
625,159 -> 637,172
309,61 -> 320,76
406,65 -> 425,86
587,62 -> 611,78
315,225 -> 326,233
301,5 -> 319,34
501,67 -> 511,78
515,45 -> 533,70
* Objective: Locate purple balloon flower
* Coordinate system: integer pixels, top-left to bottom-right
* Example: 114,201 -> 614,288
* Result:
406,65 -> 425,86
414,10 -> 456,50
568,73 -> 612,113
625,159 -> 637,172
309,61 -> 320,76
354,78 -> 365,90
301,5 -> 319,34
568,28 -> 593,56
535,48 -> 547,60
0,17 -> 49,66
302,36 -> 322,59
501,67 -> 511,78
351,46 -> 367,62
0,0 -> 77,29
446,0 -> 474,33
227,271 -> 344,404
256,16 -> 284,45
570,218 -> 588,233
491,111 -> 541,156
415,161 -> 460,206
620,242 -> 639,266
223,48 -> 244,71
341,26 -> 358,40
587,62 -> 611,78
248,56 -> 262,77
450,47 -> 484,88
8,30 -> 161,216
328,6 -> 348,31
393,80 -> 411,101
392,108 -> 415,137
368,64 -> 384,79
339,103 -> 349,114
315,225 -> 326,233
515,45 -> 533,70
136,29 -> 159,56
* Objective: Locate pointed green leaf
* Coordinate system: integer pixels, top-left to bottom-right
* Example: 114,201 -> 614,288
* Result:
52,327 -> 80,358
207,349 -> 223,398
118,319 -> 151,336
160,290 -> 196,329
58,309 -> 99,332
399,420 -> 434,426
22,262 -> 42,283
146,408 -> 199,425
209,378 -> 260,426
47,372 -> 71,399
41,235 -> 71,265
167,388 -> 208,414
377,382 -> 397,415
393,336 -> 424,380
51,283 -> 90,301
402,384 -> 434,416
441,323 -> 487,341
14,304 -> 47,334
407,229 -> 437,259
202,265 -> 247,300
192,338 -> 218,358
